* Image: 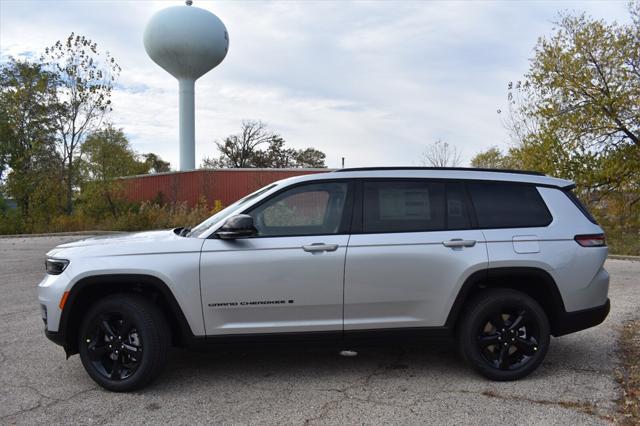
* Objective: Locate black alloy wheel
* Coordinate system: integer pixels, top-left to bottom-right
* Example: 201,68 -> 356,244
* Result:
458,289 -> 550,381
85,312 -> 144,380
476,308 -> 540,371
78,294 -> 170,392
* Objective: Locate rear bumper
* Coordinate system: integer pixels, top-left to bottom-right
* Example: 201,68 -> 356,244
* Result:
552,298 -> 610,337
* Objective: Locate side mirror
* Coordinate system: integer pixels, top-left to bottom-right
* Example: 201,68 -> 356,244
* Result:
216,214 -> 258,239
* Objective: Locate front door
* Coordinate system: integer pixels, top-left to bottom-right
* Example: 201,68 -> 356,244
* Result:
200,180 -> 353,336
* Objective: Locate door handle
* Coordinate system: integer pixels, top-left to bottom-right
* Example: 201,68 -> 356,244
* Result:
302,243 -> 339,253
443,239 -> 476,248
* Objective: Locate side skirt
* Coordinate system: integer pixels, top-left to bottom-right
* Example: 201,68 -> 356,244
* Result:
188,327 -> 454,349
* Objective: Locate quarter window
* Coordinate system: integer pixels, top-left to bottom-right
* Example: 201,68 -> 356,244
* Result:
467,182 -> 552,228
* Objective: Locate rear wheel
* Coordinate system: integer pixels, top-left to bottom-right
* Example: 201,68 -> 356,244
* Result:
78,294 -> 170,391
458,289 -> 550,381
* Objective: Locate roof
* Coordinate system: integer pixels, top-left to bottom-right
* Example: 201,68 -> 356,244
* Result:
335,166 -> 545,176
280,167 -> 574,189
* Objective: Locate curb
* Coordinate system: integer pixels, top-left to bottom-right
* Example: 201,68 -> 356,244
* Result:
0,231 -> 125,239
608,254 -> 640,261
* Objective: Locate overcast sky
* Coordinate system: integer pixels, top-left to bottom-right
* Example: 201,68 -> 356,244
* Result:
0,0 -> 632,169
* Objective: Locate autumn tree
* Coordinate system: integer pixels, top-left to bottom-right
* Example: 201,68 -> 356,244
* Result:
504,4 -> 639,190
421,140 -> 461,167
42,33 -> 121,214
492,3 -> 640,253
470,146 -> 513,169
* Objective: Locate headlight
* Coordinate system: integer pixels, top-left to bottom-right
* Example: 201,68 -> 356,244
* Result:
45,258 -> 69,275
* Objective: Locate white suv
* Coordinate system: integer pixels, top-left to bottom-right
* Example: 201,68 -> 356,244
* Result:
38,167 -> 610,391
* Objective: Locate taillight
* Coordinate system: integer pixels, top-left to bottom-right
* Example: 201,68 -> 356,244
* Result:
574,234 -> 606,247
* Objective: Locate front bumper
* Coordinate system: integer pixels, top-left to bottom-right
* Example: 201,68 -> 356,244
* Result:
37,271 -> 71,333
45,329 -> 65,346
552,298 -> 610,337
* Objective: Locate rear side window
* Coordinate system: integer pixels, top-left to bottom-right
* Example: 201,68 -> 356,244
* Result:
563,189 -> 598,224
467,182 -> 552,228
363,181 -> 445,233
446,183 -> 472,230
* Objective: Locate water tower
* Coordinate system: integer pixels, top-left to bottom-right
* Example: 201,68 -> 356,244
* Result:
143,1 -> 229,171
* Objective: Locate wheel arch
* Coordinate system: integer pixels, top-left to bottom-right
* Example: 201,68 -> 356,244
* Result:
445,267 -> 567,336
59,274 -> 194,356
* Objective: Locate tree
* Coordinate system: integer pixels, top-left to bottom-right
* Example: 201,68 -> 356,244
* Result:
0,58 -> 63,220
421,140 -> 461,167
142,153 -> 171,173
470,146 -> 513,169
42,33 -> 121,214
496,3 -> 640,254
80,125 -> 146,216
503,4 -> 639,195
204,120 -> 275,168
202,120 -> 327,168
293,147 -> 326,168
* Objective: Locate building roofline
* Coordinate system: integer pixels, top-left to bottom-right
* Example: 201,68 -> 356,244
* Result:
117,167 -> 334,180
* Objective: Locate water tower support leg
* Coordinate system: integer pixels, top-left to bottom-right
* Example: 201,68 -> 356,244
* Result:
179,78 -> 196,171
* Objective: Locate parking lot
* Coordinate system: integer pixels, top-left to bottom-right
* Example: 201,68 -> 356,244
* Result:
0,235 -> 638,425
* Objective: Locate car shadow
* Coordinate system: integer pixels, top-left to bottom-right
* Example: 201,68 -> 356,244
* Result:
147,333 -> 610,393
153,339 -> 465,391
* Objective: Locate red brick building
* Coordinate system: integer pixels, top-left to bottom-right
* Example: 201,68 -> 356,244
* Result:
119,168 -> 330,207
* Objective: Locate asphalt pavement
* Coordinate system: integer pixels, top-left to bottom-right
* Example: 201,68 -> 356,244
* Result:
1,235 -> 638,425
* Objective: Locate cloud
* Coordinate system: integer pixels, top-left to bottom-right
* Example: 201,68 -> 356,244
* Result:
0,0 -> 632,169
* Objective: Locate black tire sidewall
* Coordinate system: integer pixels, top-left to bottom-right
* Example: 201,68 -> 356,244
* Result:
459,289 -> 550,381
78,295 -> 168,392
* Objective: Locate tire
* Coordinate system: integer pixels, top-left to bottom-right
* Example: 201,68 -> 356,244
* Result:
457,289 -> 550,381
78,294 -> 170,392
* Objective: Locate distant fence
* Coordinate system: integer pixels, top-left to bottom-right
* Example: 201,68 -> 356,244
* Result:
118,168 -> 331,207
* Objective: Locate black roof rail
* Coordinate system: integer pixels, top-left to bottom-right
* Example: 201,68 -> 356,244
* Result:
333,167 -> 545,176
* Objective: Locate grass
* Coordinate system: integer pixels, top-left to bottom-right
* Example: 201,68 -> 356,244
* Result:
615,319 -> 640,424
605,226 -> 640,257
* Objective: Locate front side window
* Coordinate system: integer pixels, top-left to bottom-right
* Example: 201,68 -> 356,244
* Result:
363,181 -> 446,233
468,182 -> 552,228
248,182 -> 349,237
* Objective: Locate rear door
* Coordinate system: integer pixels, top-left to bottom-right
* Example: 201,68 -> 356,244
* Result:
344,180 -> 488,331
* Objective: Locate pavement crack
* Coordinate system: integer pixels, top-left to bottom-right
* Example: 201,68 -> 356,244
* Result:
454,389 -> 613,422
303,348 -> 412,424
0,385 -> 99,421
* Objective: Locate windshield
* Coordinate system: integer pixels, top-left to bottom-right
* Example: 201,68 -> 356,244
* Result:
187,183 -> 278,237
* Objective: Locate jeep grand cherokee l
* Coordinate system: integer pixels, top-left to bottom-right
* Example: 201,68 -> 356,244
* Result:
38,167 -> 610,391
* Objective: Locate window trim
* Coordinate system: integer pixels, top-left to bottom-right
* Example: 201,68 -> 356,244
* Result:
235,179 -> 356,239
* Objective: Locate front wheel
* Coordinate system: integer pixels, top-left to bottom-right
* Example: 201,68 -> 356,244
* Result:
458,289 -> 550,381
78,294 -> 170,392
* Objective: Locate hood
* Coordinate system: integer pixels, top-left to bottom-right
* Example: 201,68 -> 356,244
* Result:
55,230 -> 176,249
46,229 -> 193,259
